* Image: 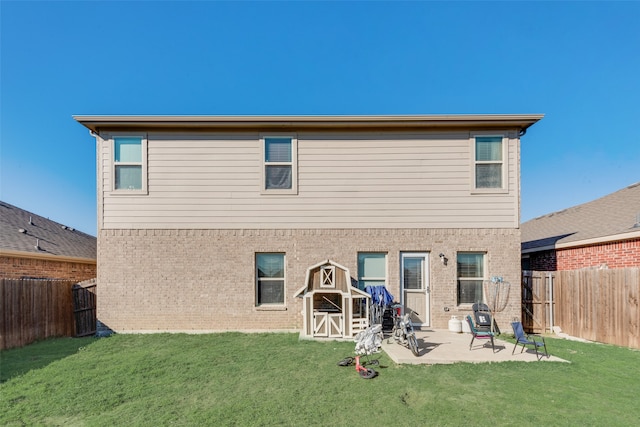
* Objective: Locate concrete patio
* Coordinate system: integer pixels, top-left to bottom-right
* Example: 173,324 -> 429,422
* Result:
380,329 -> 568,364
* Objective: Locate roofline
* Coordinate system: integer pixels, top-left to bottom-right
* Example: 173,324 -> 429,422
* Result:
521,245 -> 556,254
295,258 -> 353,298
73,114 -> 544,134
2,249 -> 96,264
555,230 -> 640,249
522,230 -> 640,253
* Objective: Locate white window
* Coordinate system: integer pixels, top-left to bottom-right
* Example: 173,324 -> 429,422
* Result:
113,135 -> 147,193
261,135 -> 297,194
457,253 -> 485,305
357,253 -> 387,290
256,253 -> 285,305
472,135 -> 506,192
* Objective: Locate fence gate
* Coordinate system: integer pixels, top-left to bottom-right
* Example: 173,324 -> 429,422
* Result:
73,281 -> 97,337
521,271 -> 555,334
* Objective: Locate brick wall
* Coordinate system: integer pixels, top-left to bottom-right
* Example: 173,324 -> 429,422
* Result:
0,255 -> 96,281
557,238 -> 640,270
525,238 -> 640,271
527,250 -> 557,271
97,228 -> 522,333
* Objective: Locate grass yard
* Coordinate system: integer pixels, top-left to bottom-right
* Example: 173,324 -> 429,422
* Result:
1,333 -> 639,426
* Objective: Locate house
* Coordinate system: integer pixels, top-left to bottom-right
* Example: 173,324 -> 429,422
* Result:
74,114 -> 542,336
0,201 -> 96,281
521,182 -> 640,271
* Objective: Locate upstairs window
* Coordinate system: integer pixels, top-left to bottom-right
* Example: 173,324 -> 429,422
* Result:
113,136 -> 147,193
262,135 -> 297,194
473,135 -> 505,191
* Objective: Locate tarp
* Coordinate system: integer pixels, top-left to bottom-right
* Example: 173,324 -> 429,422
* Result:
364,285 -> 394,307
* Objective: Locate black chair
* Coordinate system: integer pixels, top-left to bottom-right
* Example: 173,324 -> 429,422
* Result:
473,303 -> 499,333
511,321 -> 548,360
465,315 -> 495,352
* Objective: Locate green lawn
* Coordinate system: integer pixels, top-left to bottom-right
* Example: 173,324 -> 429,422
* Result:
1,333 -> 639,426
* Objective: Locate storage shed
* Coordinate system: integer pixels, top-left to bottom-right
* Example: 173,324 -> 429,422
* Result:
295,260 -> 371,339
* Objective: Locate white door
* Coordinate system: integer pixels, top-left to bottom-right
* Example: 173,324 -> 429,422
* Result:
400,252 -> 430,327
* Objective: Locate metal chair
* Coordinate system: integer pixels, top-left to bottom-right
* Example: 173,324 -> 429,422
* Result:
465,315 -> 495,352
511,321 -> 548,360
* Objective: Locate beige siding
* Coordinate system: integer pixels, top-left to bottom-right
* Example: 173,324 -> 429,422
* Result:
100,131 -> 520,229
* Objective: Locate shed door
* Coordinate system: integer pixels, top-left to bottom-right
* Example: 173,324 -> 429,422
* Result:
400,253 -> 430,327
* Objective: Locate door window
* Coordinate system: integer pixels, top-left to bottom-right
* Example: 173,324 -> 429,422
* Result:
403,256 -> 424,290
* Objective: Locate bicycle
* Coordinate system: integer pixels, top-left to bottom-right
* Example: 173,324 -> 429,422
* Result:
337,324 -> 382,379
337,355 -> 378,379
389,303 -> 420,357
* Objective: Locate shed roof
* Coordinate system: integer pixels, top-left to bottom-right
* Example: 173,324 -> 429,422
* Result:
0,201 -> 96,262
521,183 -> 640,252
294,259 -> 370,299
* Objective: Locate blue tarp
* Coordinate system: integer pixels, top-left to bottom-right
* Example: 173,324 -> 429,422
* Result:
364,285 -> 394,307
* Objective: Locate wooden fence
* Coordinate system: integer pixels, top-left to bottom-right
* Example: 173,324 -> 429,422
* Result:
521,270 -> 555,334
0,278 -> 96,350
73,280 -> 97,337
554,268 -> 640,349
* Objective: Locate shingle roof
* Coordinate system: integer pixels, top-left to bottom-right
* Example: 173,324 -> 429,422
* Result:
0,201 -> 96,260
521,183 -> 640,251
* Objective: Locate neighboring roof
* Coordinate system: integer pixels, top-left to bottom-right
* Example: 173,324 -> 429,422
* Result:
522,183 -> 640,252
74,114 -> 543,134
0,201 -> 96,262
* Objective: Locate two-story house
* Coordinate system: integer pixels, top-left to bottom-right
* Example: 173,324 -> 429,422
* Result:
74,114 -> 542,336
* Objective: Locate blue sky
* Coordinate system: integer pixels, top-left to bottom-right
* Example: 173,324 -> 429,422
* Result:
1,1 -> 639,236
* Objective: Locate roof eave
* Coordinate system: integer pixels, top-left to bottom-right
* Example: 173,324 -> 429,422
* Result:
73,114 -> 544,134
2,249 -> 96,264
522,229 -> 640,253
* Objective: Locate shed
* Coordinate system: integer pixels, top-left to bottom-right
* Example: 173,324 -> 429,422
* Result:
295,260 -> 371,338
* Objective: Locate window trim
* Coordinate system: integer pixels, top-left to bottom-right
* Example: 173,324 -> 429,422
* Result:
255,252 -> 286,307
110,133 -> 148,195
400,252 -> 429,291
320,265 -> 336,289
470,133 -> 508,194
456,252 -> 487,306
357,252 -> 387,290
260,134 -> 298,195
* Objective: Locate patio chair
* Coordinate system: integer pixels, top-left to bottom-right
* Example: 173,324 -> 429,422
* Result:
472,303 -> 500,334
465,315 -> 495,352
511,321 -> 548,360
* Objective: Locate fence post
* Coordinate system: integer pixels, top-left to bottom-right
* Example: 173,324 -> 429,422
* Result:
548,272 -> 554,334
